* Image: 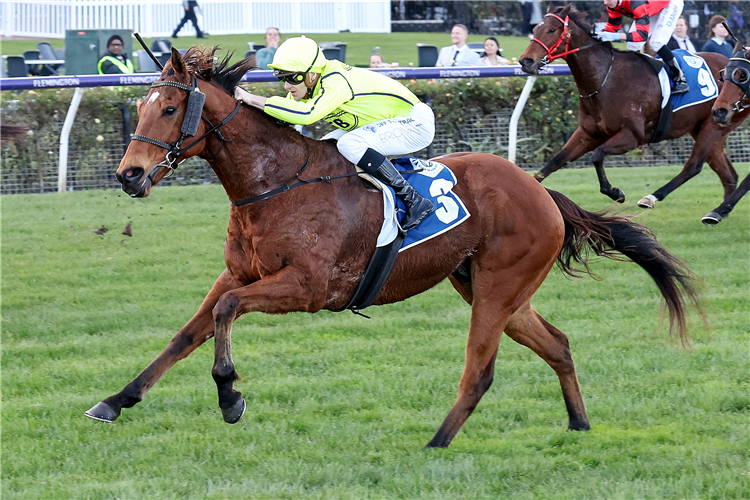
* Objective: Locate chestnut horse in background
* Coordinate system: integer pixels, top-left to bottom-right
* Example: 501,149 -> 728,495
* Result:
519,4 -> 749,211
704,43 -> 750,225
86,47 -> 700,449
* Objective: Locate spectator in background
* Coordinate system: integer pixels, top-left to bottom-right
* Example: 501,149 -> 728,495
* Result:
435,24 -> 480,67
97,35 -> 135,74
255,27 -> 281,70
369,53 -> 387,68
667,16 -> 697,53
478,37 -> 509,66
701,15 -> 733,58
171,0 -> 204,39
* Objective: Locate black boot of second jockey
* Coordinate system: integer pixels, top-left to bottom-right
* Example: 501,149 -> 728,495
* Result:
358,149 -> 434,232
659,47 -> 689,95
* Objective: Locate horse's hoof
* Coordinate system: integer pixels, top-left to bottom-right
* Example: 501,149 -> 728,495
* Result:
702,211 -> 722,226
533,172 -> 545,183
614,189 -> 626,203
221,397 -> 246,424
84,401 -> 119,423
637,194 -> 657,209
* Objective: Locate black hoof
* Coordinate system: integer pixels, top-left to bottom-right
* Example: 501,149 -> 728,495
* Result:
702,211 -> 722,226
84,401 -> 119,423
568,420 -> 591,431
613,189 -> 625,203
221,397 -> 246,424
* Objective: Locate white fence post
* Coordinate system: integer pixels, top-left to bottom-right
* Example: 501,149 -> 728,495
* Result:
508,76 -> 536,165
58,87 -> 85,193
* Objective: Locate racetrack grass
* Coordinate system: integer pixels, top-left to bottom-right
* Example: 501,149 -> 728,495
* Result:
2,165 -> 748,499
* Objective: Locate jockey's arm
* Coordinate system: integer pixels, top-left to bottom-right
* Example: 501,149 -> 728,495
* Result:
261,74 -> 353,126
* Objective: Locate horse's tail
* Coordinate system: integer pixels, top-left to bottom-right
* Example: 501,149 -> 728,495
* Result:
1,125 -> 28,145
546,188 -> 703,345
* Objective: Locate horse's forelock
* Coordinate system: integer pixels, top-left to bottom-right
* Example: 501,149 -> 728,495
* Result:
167,46 -> 256,95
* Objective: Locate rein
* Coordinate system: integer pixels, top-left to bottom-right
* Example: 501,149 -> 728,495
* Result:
579,48 -> 615,99
231,146 -> 359,207
530,13 -> 606,65
131,77 -> 242,182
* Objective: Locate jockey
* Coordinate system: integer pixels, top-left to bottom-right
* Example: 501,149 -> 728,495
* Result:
599,0 -> 688,94
233,36 -> 435,233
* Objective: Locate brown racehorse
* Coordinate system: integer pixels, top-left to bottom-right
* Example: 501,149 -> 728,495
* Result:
704,43 -> 750,225
519,4 -> 749,211
86,47 -> 700,449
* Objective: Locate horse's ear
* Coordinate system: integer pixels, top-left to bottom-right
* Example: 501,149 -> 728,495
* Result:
560,3 -> 572,17
547,2 -> 556,13
170,47 -> 189,79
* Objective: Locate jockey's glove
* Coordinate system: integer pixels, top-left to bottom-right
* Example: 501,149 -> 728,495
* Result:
596,31 -> 621,42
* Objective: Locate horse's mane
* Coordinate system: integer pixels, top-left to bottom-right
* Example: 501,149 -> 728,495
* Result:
165,46 -> 257,96
552,5 -> 595,35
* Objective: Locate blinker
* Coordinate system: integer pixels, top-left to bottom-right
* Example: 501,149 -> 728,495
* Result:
182,88 -> 206,137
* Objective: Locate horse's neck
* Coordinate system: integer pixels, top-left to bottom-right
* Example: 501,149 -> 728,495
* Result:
565,33 -> 614,92
200,94 -> 308,203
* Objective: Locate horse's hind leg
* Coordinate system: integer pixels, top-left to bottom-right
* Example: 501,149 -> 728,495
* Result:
85,270 -> 242,422
504,303 -> 589,430
644,129 -> 736,208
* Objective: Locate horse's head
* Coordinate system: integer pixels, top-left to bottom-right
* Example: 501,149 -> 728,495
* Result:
712,42 -> 750,126
519,3 -> 578,74
116,46 -> 253,197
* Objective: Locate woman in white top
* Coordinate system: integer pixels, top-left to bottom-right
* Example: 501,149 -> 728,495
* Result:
667,16 -> 697,54
478,37 -> 509,66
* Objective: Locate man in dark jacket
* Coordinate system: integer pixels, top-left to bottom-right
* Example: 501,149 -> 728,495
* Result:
171,0 -> 204,39
97,35 -> 135,74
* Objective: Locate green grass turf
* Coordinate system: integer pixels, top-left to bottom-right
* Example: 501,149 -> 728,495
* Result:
1,32 -> 536,69
2,164 -> 748,499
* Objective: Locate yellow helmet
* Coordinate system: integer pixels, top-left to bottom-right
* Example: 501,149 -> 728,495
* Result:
268,36 -> 327,75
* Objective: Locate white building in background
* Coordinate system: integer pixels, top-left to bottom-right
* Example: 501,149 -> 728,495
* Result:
0,0 -> 392,39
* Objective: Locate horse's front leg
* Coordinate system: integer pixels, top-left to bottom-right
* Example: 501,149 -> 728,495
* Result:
590,129 -> 639,202
211,265 -> 327,424
702,171 -> 750,225
534,127 -> 600,182
85,270 -> 243,422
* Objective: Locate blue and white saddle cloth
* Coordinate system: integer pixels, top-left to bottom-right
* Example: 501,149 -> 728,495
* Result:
363,157 -> 470,252
658,49 -> 719,111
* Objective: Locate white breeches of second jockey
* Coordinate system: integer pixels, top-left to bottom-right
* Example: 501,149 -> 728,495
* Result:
321,102 -> 436,164
627,0 -> 683,52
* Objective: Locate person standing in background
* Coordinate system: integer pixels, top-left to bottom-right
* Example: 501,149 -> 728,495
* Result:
97,35 -> 135,74
435,24 -> 480,67
700,15 -> 734,58
667,16 -> 697,53
171,0 -> 204,39
478,37 -> 509,66
255,27 -> 281,70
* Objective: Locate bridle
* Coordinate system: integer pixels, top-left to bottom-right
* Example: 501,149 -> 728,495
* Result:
530,12 -> 614,99
718,52 -> 750,113
131,76 -> 242,185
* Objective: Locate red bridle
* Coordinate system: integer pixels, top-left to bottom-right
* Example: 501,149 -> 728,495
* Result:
529,13 -> 582,64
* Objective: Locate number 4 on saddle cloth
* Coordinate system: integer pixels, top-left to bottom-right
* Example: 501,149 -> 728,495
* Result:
650,49 -> 719,143
335,157 -> 471,314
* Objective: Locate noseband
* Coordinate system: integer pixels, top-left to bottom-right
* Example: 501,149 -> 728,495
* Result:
530,13 -> 604,66
131,77 -> 242,182
719,53 -> 750,113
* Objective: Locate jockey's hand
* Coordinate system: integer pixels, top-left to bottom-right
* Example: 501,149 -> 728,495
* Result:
233,87 -> 267,110
596,31 -> 621,42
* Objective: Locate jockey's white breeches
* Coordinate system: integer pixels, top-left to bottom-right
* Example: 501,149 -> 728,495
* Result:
627,0 -> 683,52
321,102 -> 436,164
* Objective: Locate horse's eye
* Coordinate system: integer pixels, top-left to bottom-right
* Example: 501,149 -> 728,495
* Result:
734,69 -> 749,83
163,106 -> 177,116
548,28 -> 556,34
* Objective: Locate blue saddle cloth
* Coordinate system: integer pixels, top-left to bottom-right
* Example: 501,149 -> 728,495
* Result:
670,49 -> 719,111
390,157 -> 471,252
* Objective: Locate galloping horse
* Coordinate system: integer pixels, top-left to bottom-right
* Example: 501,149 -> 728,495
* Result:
519,4 -> 749,210
86,47 -> 700,448
704,43 -> 750,225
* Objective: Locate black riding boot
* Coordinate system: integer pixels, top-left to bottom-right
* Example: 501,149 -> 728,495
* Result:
358,149 -> 434,232
659,47 -> 689,95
